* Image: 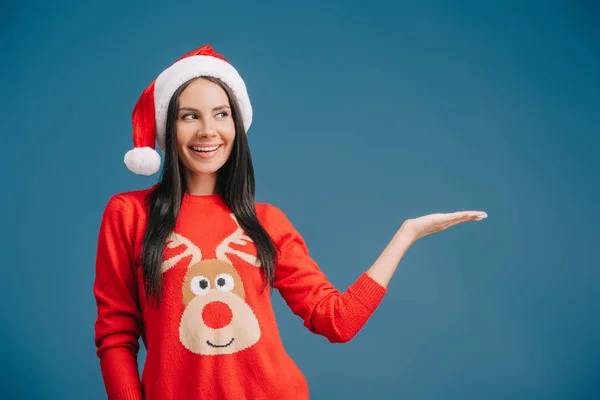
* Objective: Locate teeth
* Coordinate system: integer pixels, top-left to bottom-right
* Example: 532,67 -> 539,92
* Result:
191,145 -> 220,152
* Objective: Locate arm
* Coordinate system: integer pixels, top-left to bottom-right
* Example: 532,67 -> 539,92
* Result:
94,196 -> 144,400
270,206 -> 386,344
270,206 -> 487,344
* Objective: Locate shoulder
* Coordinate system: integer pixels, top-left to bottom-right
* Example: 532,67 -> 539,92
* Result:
256,201 -> 289,224
102,185 -> 157,216
255,202 -> 298,240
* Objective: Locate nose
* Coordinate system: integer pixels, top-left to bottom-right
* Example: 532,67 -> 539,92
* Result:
197,121 -> 217,138
202,301 -> 233,329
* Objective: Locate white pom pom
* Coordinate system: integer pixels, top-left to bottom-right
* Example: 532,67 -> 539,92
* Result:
124,147 -> 161,176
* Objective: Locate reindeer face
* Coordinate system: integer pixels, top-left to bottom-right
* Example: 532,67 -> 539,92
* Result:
162,214 -> 262,356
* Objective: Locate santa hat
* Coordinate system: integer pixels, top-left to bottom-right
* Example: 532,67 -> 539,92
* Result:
124,45 -> 253,175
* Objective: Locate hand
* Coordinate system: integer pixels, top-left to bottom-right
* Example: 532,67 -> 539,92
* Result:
400,211 -> 487,243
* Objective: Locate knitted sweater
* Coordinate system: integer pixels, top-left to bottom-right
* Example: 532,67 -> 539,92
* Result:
94,187 -> 387,400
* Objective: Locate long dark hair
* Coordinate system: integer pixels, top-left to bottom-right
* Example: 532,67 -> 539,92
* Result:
141,76 -> 277,303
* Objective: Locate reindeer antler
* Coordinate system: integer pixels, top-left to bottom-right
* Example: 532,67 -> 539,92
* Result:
161,232 -> 203,273
216,214 -> 261,267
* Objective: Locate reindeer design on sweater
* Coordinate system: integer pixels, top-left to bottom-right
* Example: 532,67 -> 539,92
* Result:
160,214 -> 261,355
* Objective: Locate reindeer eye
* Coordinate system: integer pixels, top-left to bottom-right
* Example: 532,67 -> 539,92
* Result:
215,273 -> 234,292
190,276 -> 211,296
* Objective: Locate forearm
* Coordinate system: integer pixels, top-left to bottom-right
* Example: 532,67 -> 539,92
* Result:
100,351 -> 143,400
97,338 -> 143,400
366,228 -> 414,288
309,229 -> 412,341
309,273 -> 386,343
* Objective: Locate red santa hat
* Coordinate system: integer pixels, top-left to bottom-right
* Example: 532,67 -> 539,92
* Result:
124,45 -> 253,175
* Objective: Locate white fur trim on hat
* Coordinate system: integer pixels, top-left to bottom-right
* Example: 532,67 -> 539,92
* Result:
124,147 -> 162,176
153,55 -> 253,151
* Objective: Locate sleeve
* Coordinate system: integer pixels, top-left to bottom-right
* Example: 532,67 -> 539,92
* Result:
93,196 -> 144,400
269,205 -> 387,343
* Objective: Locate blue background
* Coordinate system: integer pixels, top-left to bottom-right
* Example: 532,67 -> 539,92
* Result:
2,0 -> 599,399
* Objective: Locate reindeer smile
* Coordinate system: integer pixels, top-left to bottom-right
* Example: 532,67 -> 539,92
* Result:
207,338 -> 235,348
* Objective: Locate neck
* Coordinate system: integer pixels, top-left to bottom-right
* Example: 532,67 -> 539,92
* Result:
185,171 -> 217,195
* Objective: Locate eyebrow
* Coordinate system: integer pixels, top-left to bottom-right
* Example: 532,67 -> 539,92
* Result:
178,105 -> 231,112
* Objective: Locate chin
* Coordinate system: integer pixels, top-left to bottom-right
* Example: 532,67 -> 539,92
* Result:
189,164 -> 224,176
180,156 -> 226,176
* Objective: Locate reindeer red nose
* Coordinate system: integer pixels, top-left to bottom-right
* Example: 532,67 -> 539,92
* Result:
202,301 -> 233,329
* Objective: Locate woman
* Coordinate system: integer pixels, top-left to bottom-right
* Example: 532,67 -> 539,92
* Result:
93,45 -> 487,400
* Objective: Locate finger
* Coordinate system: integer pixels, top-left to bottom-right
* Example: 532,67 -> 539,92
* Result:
431,213 -> 466,231
467,211 -> 488,221
446,211 -> 487,225
446,211 -> 480,221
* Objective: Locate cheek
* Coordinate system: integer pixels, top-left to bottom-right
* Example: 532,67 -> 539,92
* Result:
221,120 -> 236,142
176,122 -> 197,145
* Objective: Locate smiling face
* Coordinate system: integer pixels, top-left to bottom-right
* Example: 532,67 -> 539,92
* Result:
161,219 -> 263,356
179,259 -> 261,355
176,77 -> 236,184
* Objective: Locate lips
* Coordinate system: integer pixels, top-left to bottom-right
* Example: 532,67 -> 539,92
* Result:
188,144 -> 222,159
190,144 -> 221,153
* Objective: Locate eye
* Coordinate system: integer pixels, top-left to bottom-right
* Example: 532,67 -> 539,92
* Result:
215,111 -> 229,118
190,276 -> 211,296
214,273 -> 234,292
181,113 -> 198,120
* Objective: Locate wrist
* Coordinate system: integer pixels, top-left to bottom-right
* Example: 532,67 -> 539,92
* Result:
397,223 -> 417,245
394,226 -> 416,249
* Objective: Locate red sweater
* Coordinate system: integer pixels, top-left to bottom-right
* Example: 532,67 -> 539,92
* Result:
94,187 -> 387,400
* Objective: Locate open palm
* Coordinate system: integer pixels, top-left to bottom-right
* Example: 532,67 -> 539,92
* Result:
401,211 -> 488,242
